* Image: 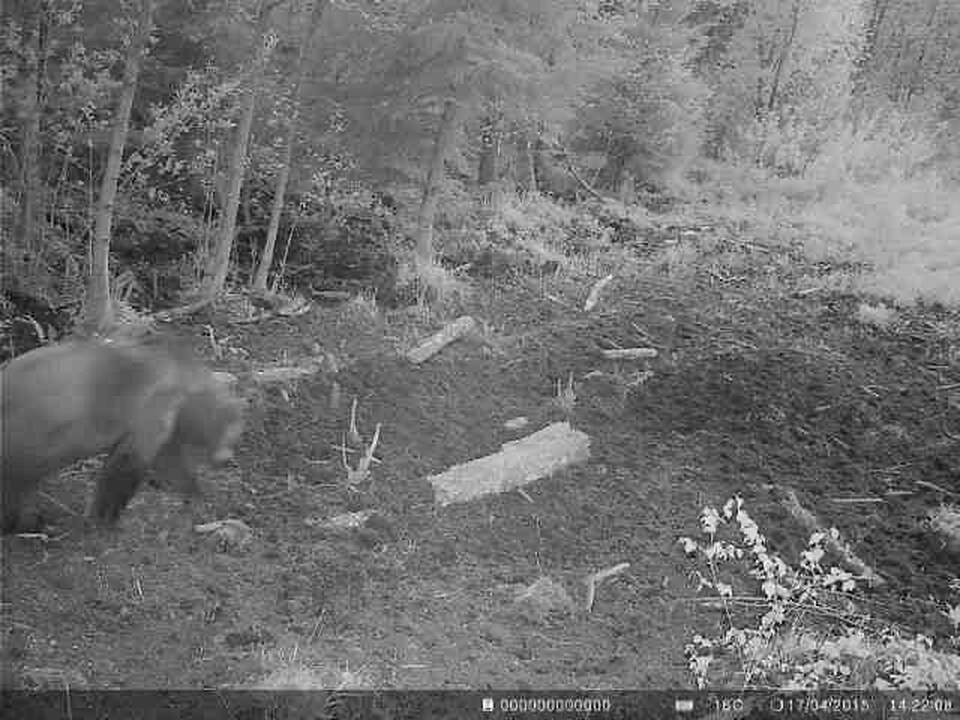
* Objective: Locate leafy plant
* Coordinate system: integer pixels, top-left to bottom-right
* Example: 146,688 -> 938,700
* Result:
681,496 -> 960,690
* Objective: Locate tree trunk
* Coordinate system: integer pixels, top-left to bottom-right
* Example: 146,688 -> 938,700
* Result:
903,1 -> 940,107
414,98 -> 458,268
533,133 -> 550,192
202,0 -> 270,300
617,169 -> 635,203
477,111 -> 501,186
517,132 -> 537,194
765,0 -> 800,114
855,0 -> 890,88
253,0 -> 323,291
10,0 -> 49,259
82,0 -> 154,335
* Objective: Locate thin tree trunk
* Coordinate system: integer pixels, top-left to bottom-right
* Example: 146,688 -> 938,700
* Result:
82,0 -> 154,335
859,0 -> 890,77
617,169 -> 635,203
519,132 -> 537,194
253,0 -> 323,291
477,110 -> 500,186
904,0 -> 939,107
850,0 -> 891,124
415,98 -> 458,268
533,131 -> 549,193
765,0 -> 800,113
202,0 -> 270,300
12,0 -> 49,259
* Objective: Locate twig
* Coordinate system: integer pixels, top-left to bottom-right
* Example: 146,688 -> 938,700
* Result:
831,497 -> 886,504
683,597 -> 869,625
584,274 -> 614,312
916,479 -> 960,499
37,491 -> 79,517
583,562 -> 630,611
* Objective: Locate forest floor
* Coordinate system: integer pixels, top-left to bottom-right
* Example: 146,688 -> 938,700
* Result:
3,230 -> 960,694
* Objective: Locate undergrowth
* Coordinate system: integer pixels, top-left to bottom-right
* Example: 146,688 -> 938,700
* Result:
681,497 -> 960,690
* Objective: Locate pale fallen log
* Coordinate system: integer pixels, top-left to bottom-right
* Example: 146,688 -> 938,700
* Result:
830,497 -> 885,504
250,352 -> 339,384
251,363 -> 324,383
194,518 -> 253,548
304,509 -> 373,529
600,347 -> 658,360
584,274 -> 614,312
774,485 -> 885,586
504,416 -> 529,430
429,421 -> 591,506
407,315 -> 477,364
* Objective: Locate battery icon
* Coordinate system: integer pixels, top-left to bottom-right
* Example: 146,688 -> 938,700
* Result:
675,698 -> 695,712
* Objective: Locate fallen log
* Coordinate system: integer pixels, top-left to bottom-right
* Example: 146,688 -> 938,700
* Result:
429,421 -> 591,506
407,315 -> 477,364
600,347 -> 658,360
251,363 -> 324,383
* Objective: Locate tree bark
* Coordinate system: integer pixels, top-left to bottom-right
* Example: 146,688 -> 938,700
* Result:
518,132 -> 537,194
477,110 -> 501,186
253,0 -> 323,291
533,133 -> 550,193
415,98 -> 458,268
765,0 -> 800,114
15,2 -> 48,259
903,0 -> 939,107
82,0 -> 154,335
202,0 -> 271,300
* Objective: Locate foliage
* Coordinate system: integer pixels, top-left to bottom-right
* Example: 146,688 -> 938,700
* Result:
798,106 -> 960,306
702,0 -> 866,172
681,496 -> 960,690
318,0 -> 613,192
574,1 -> 709,190
854,0 -> 960,118
1,1 -> 119,180
125,64 -> 244,211
3,0 -> 959,309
